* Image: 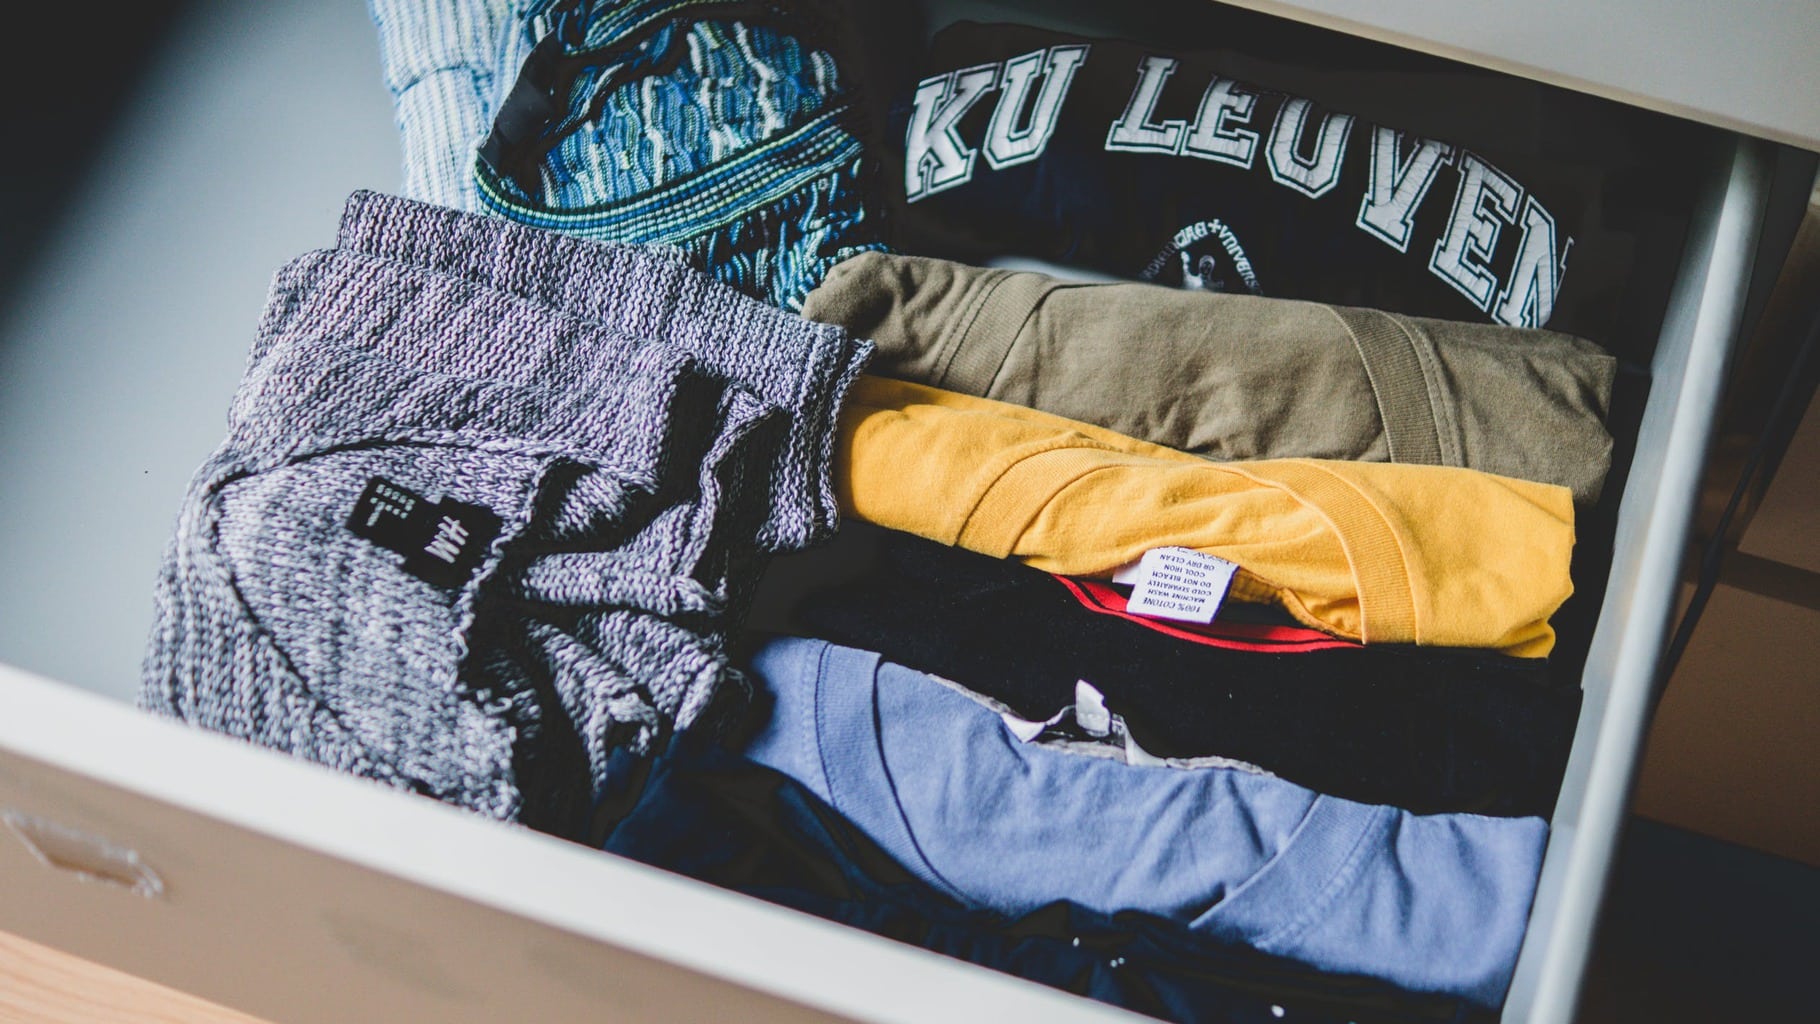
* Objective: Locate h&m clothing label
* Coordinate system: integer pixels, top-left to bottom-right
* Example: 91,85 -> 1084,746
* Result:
348,476 -> 502,589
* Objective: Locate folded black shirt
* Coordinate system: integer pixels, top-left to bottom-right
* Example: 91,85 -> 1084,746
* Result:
882,15 -> 1716,357
784,530 -> 1580,818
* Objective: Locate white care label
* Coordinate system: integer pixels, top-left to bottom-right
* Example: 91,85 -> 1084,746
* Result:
1114,547 -> 1237,624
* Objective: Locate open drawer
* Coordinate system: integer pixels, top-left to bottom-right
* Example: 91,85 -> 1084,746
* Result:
0,2 -> 1813,1022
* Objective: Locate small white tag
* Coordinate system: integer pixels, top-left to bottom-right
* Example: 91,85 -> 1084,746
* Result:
1073,680 -> 1111,737
999,713 -> 1049,742
1000,705 -> 1068,742
1120,547 -> 1237,624
1122,729 -> 1166,767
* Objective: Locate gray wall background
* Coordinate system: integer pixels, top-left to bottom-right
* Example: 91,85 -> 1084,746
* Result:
0,1 -> 400,702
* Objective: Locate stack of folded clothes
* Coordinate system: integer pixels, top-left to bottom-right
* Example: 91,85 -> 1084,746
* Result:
139,1 -> 1707,1020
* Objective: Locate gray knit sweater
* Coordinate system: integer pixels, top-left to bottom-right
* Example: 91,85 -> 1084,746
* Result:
139,193 -> 871,839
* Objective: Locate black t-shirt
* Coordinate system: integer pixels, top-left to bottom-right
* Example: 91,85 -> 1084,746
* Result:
781,527 -> 1580,819
881,18 -> 1715,352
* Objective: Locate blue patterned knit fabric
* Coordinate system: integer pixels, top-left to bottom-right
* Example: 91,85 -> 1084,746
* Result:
368,0 -> 889,310
367,0 -> 522,211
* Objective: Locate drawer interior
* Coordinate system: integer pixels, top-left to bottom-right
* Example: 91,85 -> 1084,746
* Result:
0,2 -> 1812,1023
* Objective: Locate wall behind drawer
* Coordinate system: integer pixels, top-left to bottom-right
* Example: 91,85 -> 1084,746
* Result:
0,0 -> 399,702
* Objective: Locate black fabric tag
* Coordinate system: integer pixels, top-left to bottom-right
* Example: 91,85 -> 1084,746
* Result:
348,476 -> 503,588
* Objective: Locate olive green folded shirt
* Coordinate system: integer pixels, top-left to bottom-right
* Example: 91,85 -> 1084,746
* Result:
802,252 -> 1617,503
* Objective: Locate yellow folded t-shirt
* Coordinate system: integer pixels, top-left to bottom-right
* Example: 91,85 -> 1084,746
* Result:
836,376 -> 1575,657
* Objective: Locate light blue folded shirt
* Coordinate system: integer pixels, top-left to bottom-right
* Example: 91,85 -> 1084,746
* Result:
738,636 -> 1548,1008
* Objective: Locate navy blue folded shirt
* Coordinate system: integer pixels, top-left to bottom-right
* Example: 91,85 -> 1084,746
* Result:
600,733 -> 1495,1023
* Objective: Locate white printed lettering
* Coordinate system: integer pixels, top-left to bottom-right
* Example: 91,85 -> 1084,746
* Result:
1429,152 -> 1521,311
983,45 -> 1089,170
1181,77 -> 1260,168
1356,127 -> 1452,253
1492,195 -> 1573,328
1265,98 -> 1354,199
904,63 -> 999,202
1105,56 -> 1185,154
425,516 -> 468,564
